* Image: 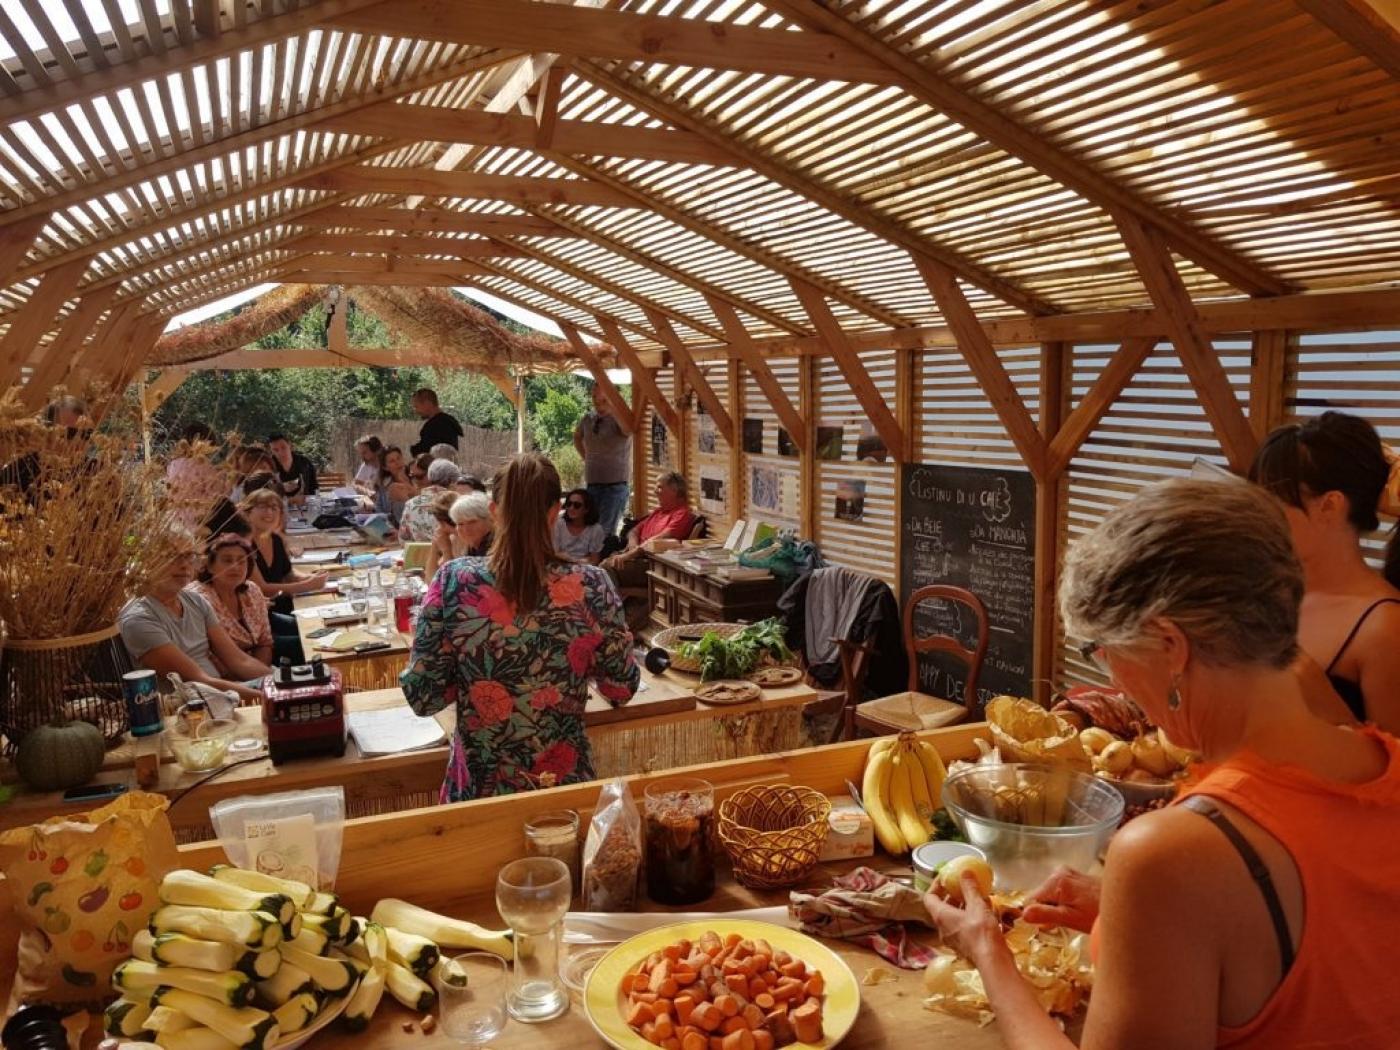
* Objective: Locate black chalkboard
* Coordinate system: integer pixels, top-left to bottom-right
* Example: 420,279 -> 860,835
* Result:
899,462 -> 1036,709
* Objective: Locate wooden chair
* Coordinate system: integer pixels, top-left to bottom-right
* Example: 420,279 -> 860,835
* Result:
852,585 -> 989,736
800,637 -> 875,744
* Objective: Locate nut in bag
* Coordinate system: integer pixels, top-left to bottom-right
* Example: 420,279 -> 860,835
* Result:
581,778 -> 642,912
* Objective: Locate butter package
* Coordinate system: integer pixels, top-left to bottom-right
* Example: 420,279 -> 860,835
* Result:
819,796 -> 874,862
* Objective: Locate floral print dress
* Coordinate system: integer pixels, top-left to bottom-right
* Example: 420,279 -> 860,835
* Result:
401,557 -> 640,801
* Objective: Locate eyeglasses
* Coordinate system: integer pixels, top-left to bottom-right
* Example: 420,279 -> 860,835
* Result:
1077,639 -> 1110,673
565,500 -> 585,509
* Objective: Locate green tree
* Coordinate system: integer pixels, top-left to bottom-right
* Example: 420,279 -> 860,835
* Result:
530,385 -> 585,451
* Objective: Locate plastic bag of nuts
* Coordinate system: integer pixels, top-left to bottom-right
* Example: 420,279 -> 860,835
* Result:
581,778 -> 643,911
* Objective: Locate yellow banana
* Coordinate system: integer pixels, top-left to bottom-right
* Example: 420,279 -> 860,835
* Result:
869,736 -> 898,758
889,749 -> 928,850
914,738 -> 949,812
901,738 -> 939,839
861,745 -> 907,855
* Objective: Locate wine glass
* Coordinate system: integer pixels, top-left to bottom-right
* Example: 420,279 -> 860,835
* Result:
435,952 -> 508,1046
495,857 -> 571,1022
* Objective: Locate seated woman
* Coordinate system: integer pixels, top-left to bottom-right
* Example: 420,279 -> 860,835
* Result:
230,445 -> 278,502
423,491 -> 463,581
1250,410 -> 1400,732
452,473 -> 487,495
241,488 -> 328,617
189,533 -> 273,667
601,471 -> 697,588
374,445 -> 415,524
166,422 -> 227,525
399,458 -> 459,542
925,479 -> 1400,1049
119,532 -> 270,704
554,487 -> 605,564
449,490 -> 494,557
352,434 -> 384,499
401,453 -> 639,800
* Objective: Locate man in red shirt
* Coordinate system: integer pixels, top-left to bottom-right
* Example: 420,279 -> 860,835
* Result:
603,472 -> 697,589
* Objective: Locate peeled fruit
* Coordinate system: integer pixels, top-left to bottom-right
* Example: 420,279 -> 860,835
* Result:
1130,734 -> 1176,778
1099,740 -> 1133,775
1158,730 -> 1195,768
1078,727 -> 1115,755
936,856 -> 994,903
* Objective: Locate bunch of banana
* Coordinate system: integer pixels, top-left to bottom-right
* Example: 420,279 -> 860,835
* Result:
861,733 -> 949,855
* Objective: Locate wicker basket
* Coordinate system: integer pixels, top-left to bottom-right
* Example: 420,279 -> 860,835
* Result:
718,785 -> 832,889
652,622 -> 746,675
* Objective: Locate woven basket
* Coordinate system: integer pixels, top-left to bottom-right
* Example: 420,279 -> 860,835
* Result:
653,622 -> 746,675
718,785 -> 832,889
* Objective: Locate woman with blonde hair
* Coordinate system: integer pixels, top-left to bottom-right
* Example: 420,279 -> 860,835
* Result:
402,453 -> 639,800
240,487 -> 328,616
924,479 -> 1400,1049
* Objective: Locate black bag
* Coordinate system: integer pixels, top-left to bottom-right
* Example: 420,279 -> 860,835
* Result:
312,513 -> 355,530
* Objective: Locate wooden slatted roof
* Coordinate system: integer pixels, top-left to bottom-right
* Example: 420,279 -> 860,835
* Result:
1,0 -> 1398,378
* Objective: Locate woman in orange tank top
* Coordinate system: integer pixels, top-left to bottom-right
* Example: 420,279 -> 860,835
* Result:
924,479 -> 1400,1049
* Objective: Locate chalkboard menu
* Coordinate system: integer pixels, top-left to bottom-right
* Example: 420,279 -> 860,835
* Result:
900,462 -> 1036,707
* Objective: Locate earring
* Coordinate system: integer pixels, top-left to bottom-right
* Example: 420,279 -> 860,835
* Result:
1167,676 -> 1182,711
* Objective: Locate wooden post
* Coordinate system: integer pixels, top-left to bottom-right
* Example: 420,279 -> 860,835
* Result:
1249,329 -> 1290,439
894,347 -> 916,596
728,357 -> 744,529
1034,342 -> 1070,705
801,355 -> 819,542
515,376 -> 526,454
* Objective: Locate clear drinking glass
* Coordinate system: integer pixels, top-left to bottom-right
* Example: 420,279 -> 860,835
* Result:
495,857 -> 571,1023
435,951 -> 508,1046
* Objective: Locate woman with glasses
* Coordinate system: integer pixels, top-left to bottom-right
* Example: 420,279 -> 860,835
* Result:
399,458 -> 460,543
925,479 -> 1400,1050
374,445 -> 414,524
119,531 -> 270,704
554,488 -> 605,564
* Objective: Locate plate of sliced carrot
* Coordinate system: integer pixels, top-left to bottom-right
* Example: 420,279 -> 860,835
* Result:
583,919 -> 860,1049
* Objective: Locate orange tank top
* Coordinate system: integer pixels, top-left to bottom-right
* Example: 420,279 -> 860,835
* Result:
1090,726 -> 1400,1048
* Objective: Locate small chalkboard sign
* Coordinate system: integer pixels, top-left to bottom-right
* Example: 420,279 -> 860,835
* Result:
900,462 -> 1036,710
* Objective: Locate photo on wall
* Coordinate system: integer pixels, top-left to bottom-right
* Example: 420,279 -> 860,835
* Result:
834,479 -> 866,522
742,418 -> 764,455
700,468 -> 728,514
651,415 -> 669,466
697,413 -> 718,455
777,428 -> 798,458
856,421 -> 889,463
751,466 -> 780,511
816,426 -> 845,461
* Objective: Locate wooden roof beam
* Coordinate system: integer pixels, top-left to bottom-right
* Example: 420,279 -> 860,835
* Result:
767,0 -> 1291,298
19,286 -> 120,410
596,316 -> 679,433
1,0 -> 391,124
278,270 -> 482,287
316,103 -> 734,167
295,253 -> 495,276
1115,212 -> 1258,473
295,206 -> 575,239
1292,0 -> 1400,81
0,214 -> 50,289
560,324 -> 634,436
0,256 -> 94,388
705,295 -> 807,453
645,307 -> 734,445
460,279 -> 610,348
1044,337 -> 1159,479
577,62 -> 1055,316
915,259 -> 1048,481
294,233 -> 532,259
328,0 -> 903,84
533,66 -> 566,150
298,166 -> 640,209
788,278 -> 906,463
469,260 -> 663,349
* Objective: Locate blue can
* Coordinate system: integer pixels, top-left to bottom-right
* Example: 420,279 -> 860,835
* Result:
123,670 -> 162,736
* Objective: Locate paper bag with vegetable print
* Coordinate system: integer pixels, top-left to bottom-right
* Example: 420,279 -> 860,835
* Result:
0,790 -> 179,1012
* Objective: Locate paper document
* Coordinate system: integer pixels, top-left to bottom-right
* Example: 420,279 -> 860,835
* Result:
293,550 -> 342,565
347,706 -> 447,756
331,486 -> 359,500
293,601 -> 357,620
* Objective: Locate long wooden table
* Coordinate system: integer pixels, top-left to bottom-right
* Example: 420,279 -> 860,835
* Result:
1,726 -> 1008,1049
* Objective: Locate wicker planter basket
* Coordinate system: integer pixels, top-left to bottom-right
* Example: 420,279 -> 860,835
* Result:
0,625 -> 136,754
718,785 -> 832,889
652,622 -> 746,675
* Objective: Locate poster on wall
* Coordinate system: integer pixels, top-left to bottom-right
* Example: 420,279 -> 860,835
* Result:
777,428 -> 798,457
856,422 -> 888,463
742,418 -> 764,454
651,415 -> 668,465
751,466 -> 780,511
697,412 -> 718,455
816,426 -> 844,461
700,468 -> 727,514
834,479 -> 866,522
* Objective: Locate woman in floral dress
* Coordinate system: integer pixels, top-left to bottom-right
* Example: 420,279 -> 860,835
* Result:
401,453 -> 640,801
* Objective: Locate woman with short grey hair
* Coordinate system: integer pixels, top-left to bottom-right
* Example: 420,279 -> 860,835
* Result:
924,479 -> 1400,1050
448,491 -> 493,557
397,458 -> 462,542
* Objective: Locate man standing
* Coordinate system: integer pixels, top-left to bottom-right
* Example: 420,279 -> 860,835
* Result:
573,382 -> 633,538
267,433 -> 317,507
410,388 -> 463,456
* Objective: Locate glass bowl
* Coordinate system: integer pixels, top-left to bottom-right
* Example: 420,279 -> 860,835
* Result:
942,763 -> 1124,892
166,718 -> 238,772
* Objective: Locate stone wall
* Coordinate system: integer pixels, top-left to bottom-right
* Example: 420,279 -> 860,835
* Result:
325,417 -> 518,482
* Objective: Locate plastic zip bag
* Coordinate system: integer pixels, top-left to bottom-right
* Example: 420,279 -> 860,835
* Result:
581,778 -> 642,912
209,786 -> 345,890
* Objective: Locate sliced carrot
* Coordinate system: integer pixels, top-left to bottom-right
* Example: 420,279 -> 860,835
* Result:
641,1021 -> 657,1043
719,1015 -> 749,1035
723,933 -> 743,949
662,1040 -> 680,1050
805,972 -> 825,997
682,1034 -> 708,1050
770,979 -> 802,1002
633,991 -> 660,1005
714,994 -> 740,1018
674,996 -> 696,1026
664,944 -> 684,962
691,1003 -> 722,1032
628,1002 -> 657,1026
751,1032 -> 773,1050
778,960 -> 806,980
654,1015 -> 676,1041
709,1039 -> 725,1050
752,992 -> 775,1011
674,969 -> 699,987
723,973 -> 748,995
658,978 -> 680,998
720,1030 -> 754,1050
741,1004 -> 764,1031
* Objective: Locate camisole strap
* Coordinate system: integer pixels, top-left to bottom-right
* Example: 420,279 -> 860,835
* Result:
1181,795 -> 1295,978
1325,598 -> 1400,674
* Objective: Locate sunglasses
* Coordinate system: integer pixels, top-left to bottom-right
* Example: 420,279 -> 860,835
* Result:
565,500 -> 585,509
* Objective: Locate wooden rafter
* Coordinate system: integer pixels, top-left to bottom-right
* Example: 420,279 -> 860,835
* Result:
294,207 -> 576,239
0,214 -> 50,289
69,300 -> 144,383
768,0 -> 1291,298
1293,0 -> 1400,81
294,254 -> 495,276
0,256 -> 94,388
1249,329 -> 1290,440
533,66 -> 566,150
1115,212 -> 1258,473
560,324 -> 634,436
915,259 -> 1048,480
706,296 -> 808,453
328,0 -> 902,85
141,367 -> 193,415
576,61 -> 1056,316
469,260 -> 662,348
644,307 -> 734,445
278,270 -> 478,287
19,286 -> 120,410
596,317 -> 679,433
293,234 -> 532,259
316,103 -> 733,167
1043,337 -> 1159,479
298,166 -> 639,209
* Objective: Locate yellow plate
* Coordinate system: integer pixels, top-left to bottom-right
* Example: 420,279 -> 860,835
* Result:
583,919 -> 860,1049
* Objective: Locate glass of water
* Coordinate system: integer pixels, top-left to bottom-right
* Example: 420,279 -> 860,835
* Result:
495,857 -> 571,1022
435,951 -> 508,1046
